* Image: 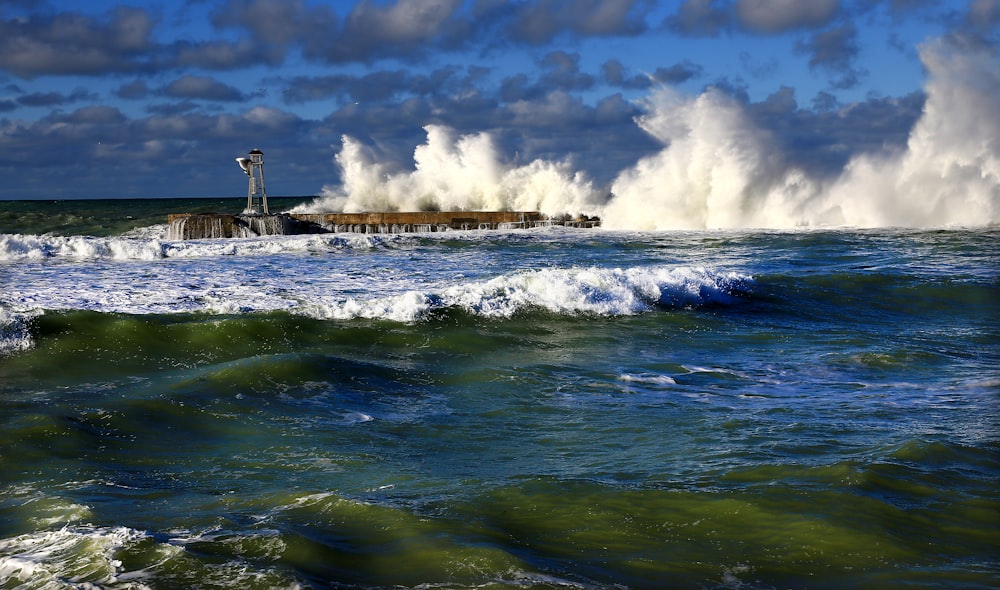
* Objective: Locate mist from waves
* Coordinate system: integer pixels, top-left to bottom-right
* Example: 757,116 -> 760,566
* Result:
294,39 -> 999,230
294,125 -> 606,219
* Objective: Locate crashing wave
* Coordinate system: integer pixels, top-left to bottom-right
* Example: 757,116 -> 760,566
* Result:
302,265 -> 754,322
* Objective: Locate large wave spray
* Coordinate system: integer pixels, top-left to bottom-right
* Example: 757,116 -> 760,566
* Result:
293,125 -> 605,218
297,39 -> 998,230
604,39 -> 1000,229
601,87 -> 818,229
821,40 -> 1000,227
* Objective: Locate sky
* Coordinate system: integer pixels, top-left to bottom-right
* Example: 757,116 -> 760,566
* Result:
0,0 -> 997,202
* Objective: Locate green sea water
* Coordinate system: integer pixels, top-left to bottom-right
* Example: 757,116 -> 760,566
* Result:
0,199 -> 998,589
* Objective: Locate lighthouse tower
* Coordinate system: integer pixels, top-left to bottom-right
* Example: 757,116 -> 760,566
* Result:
236,148 -> 268,214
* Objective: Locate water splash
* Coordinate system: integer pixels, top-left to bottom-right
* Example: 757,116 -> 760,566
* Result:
604,39 -> 1000,229
297,39 -> 998,230
292,125 -> 606,219
822,39 -> 1000,227
602,86 -> 819,229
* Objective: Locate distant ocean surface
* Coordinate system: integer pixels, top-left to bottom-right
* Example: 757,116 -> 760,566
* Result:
1,198 -> 997,589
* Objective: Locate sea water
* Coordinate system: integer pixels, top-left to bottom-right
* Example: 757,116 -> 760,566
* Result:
0,199 -> 998,589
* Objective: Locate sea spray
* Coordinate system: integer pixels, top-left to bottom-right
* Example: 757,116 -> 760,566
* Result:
292,125 -> 605,218
294,37 -> 999,230
824,39 -> 1000,227
601,87 -> 818,230
599,39 -> 1000,229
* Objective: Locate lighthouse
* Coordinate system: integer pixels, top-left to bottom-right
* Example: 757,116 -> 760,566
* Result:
236,148 -> 268,214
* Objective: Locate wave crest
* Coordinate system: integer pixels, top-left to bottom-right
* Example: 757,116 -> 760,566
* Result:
305,265 -> 754,321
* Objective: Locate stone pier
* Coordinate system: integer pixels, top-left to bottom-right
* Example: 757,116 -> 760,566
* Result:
167,211 -> 599,240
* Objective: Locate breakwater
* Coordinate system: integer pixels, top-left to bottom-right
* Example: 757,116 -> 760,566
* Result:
167,211 -> 599,240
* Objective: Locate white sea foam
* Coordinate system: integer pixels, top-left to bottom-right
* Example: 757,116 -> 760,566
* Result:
0,525 -> 148,589
0,524 -> 304,589
303,265 -> 753,321
0,233 -> 170,261
0,232 -> 390,262
619,373 -> 678,386
0,308 -> 38,356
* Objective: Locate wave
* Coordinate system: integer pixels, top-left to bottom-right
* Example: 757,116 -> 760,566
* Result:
301,265 -> 753,322
0,233 -> 169,261
0,265 -> 753,353
0,231 -> 395,262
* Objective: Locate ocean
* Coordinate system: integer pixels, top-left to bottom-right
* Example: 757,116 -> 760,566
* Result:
0,198 -> 997,589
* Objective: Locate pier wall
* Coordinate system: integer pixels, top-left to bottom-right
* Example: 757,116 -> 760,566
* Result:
166,213 -> 323,240
167,211 -> 599,240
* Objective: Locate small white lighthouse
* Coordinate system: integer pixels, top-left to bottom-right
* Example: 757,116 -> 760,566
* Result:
236,148 -> 268,214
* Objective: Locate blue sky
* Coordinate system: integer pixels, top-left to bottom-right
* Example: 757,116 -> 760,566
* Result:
0,0 -> 997,200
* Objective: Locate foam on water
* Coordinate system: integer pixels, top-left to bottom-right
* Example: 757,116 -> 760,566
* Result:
0,234 -> 170,261
0,523 -> 147,589
0,308 -> 38,356
0,232 -> 391,262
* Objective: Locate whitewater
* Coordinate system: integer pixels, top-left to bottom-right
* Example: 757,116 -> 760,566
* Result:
294,39 -> 998,230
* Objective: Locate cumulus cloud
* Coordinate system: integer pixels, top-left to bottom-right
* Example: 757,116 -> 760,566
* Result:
968,0 -> 1000,26
170,38 -> 283,70
17,88 -> 95,108
539,51 -> 597,92
282,66 -> 481,105
213,0 -> 336,47
116,80 -> 150,100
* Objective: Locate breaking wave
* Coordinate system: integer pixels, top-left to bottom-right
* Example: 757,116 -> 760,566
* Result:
0,263 -> 752,325
303,265 -> 753,322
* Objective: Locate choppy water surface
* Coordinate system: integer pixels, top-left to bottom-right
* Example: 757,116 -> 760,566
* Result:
1,205 -> 997,589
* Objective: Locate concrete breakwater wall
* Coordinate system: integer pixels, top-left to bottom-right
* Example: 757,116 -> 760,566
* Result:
166,213 -> 322,240
167,211 -> 599,240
